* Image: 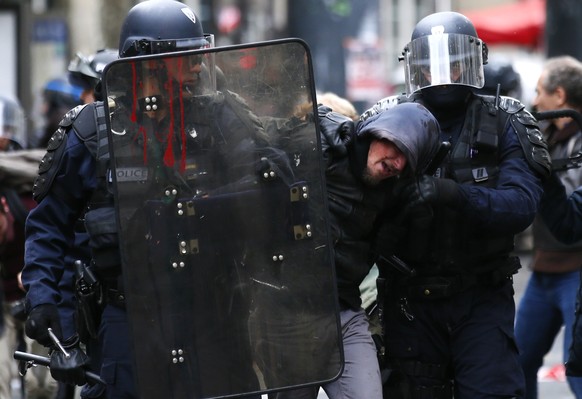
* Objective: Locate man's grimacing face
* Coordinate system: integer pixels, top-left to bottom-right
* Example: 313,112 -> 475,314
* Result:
364,139 -> 407,185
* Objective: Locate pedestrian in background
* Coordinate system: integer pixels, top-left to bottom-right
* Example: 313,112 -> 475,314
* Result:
0,95 -> 58,399
515,55 -> 582,398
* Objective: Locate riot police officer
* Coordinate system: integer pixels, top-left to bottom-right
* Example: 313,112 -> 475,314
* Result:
32,78 -> 84,149
67,48 -> 118,103
22,1 -> 276,398
0,95 -> 57,399
474,59 -> 522,99
364,12 -> 550,398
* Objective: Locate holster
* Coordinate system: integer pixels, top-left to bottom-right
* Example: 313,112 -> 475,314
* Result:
74,261 -> 103,343
374,276 -> 389,367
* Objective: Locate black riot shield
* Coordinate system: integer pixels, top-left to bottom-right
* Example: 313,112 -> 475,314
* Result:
102,39 -> 343,399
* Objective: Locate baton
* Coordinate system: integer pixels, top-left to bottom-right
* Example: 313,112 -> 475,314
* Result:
424,141 -> 451,176
13,350 -> 106,385
378,254 -> 416,277
533,109 -> 582,171
47,328 -> 70,358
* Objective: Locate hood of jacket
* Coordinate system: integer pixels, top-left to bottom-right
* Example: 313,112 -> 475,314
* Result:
356,102 -> 441,176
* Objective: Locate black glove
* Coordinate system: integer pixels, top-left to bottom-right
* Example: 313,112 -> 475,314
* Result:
318,105 -> 354,159
373,220 -> 406,260
255,149 -> 294,185
49,335 -> 90,386
542,171 -> 564,195
25,304 -> 63,347
396,175 -> 460,210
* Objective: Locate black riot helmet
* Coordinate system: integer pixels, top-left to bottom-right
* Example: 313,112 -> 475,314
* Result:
43,78 -> 83,113
402,12 -> 488,98
475,60 -> 522,99
68,48 -> 118,92
118,0 -> 212,58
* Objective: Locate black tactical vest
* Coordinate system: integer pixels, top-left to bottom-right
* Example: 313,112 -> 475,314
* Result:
393,94 -> 546,275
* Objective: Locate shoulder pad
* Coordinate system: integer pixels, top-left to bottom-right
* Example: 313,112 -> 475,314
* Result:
473,94 -> 525,115
33,103 -> 98,202
58,104 -> 87,128
497,96 -> 525,114
33,127 -> 69,202
360,94 -> 407,122
509,108 -> 552,179
71,103 -> 98,142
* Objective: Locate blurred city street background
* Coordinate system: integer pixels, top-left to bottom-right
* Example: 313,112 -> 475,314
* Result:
3,0 -> 580,131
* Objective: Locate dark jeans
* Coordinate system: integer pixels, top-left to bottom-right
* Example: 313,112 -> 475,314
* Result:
515,270 -> 582,398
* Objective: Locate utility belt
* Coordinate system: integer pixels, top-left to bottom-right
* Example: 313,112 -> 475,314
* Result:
388,257 -> 521,300
101,275 -> 126,310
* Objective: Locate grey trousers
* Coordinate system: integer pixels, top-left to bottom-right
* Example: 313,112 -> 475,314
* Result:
275,307 -> 382,399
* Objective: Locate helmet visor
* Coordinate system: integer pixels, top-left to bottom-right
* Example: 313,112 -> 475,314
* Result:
403,33 -> 485,96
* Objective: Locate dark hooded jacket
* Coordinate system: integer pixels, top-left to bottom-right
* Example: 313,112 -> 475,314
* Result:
319,102 -> 440,309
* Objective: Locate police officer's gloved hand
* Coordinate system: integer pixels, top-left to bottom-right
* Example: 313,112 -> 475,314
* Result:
373,220 -> 406,259
398,175 -> 461,210
541,171 -> 564,196
49,334 -> 90,386
24,304 -> 63,347
539,172 -> 566,221
256,151 -> 296,187
318,105 -> 354,160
